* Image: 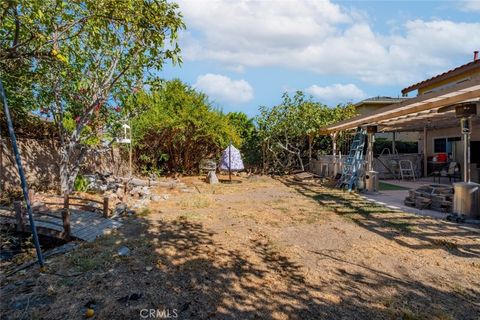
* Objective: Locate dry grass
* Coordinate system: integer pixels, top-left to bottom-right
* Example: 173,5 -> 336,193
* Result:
2,175 -> 479,320
65,235 -> 118,273
176,194 -> 214,209
431,238 -> 458,250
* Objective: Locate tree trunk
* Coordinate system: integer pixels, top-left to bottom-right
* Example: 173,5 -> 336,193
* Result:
59,144 -> 70,193
262,141 -> 266,175
59,141 -> 85,194
297,152 -> 304,172
308,134 -> 312,166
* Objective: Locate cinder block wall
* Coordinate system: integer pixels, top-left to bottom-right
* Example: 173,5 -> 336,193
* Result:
0,138 -> 128,191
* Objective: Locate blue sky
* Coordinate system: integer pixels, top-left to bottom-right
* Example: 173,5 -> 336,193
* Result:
160,0 -> 480,116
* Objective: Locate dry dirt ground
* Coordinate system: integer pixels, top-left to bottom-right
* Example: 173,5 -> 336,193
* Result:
1,175 -> 480,320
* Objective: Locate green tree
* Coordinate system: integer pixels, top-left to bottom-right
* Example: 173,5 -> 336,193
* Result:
226,112 -> 261,168
257,91 -> 356,173
0,0 -> 184,192
128,80 -> 238,173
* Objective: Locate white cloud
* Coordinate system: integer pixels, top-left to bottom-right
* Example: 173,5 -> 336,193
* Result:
306,84 -> 367,104
460,0 -> 480,11
225,65 -> 245,73
178,0 -> 480,86
194,73 -> 254,104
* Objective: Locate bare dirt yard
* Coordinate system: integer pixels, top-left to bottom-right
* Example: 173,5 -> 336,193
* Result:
1,175 -> 479,319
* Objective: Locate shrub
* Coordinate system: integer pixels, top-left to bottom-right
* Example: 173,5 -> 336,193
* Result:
74,174 -> 89,192
128,80 -> 239,173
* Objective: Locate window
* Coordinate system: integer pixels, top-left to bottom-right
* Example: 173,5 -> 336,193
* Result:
434,137 -> 461,154
434,138 -> 446,153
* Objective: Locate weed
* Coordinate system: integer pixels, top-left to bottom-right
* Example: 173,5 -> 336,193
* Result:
451,283 -> 468,297
401,308 -> 421,320
432,239 -> 458,250
274,206 -> 289,214
137,208 -> 151,217
177,194 -> 213,208
67,240 -> 115,272
385,221 -> 412,233
178,212 -> 204,220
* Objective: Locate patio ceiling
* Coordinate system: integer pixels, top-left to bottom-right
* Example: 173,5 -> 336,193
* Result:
378,100 -> 480,132
323,76 -> 480,133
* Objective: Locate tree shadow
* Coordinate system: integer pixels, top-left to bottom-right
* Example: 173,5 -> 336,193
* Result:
277,177 -> 480,258
1,213 -> 479,319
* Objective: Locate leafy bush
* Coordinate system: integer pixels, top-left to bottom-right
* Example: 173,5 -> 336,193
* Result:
257,91 -> 356,172
128,80 -> 239,173
74,174 -> 89,192
227,112 -> 262,168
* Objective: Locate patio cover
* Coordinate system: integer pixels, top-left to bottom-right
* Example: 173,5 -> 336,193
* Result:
322,76 -> 480,133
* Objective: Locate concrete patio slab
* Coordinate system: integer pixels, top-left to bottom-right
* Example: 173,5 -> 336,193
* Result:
360,179 -> 480,226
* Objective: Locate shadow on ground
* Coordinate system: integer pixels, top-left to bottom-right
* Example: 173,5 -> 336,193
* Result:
278,178 -> 480,259
1,191 -> 479,319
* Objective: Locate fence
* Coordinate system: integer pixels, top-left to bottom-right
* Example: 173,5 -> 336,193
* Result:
13,193 -> 112,241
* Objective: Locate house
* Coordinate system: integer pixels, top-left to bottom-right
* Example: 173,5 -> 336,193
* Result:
354,96 -> 418,151
354,96 -> 409,115
400,52 -> 480,169
321,51 -> 480,184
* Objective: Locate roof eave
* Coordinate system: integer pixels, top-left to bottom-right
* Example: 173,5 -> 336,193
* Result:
322,76 -> 480,133
401,60 -> 480,95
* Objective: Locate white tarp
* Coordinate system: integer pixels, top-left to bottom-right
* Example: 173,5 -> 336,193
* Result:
219,144 -> 244,171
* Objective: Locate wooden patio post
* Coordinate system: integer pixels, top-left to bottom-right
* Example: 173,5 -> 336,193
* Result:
14,201 -> 25,232
392,131 -> 396,154
331,132 -> 337,176
366,126 -> 377,172
423,126 -> 428,178
103,196 -> 109,218
62,193 -> 71,240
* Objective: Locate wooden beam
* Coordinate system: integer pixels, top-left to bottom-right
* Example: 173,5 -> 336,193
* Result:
103,196 -> 109,218
323,78 -> 480,132
392,132 -> 396,154
381,114 -> 455,128
423,126 -> 428,178
331,132 -> 337,176
14,201 -> 25,232
367,90 -> 479,129
383,117 -> 461,132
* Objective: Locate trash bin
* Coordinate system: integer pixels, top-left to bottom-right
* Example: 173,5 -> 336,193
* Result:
453,182 -> 480,219
365,171 -> 379,193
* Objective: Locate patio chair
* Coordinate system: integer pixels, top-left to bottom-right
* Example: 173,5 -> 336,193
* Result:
399,160 -> 416,181
446,161 -> 461,182
432,161 -> 461,183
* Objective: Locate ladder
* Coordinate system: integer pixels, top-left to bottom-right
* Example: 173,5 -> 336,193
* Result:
337,128 -> 366,191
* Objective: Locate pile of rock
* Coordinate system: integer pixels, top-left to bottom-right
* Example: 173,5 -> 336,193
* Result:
404,184 -> 453,212
83,172 -> 119,192
76,174 -> 198,213
106,176 -> 198,210
127,186 -> 170,209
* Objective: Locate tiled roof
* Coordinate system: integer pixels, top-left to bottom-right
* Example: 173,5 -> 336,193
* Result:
354,96 -> 408,107
401,59 -> 480,95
